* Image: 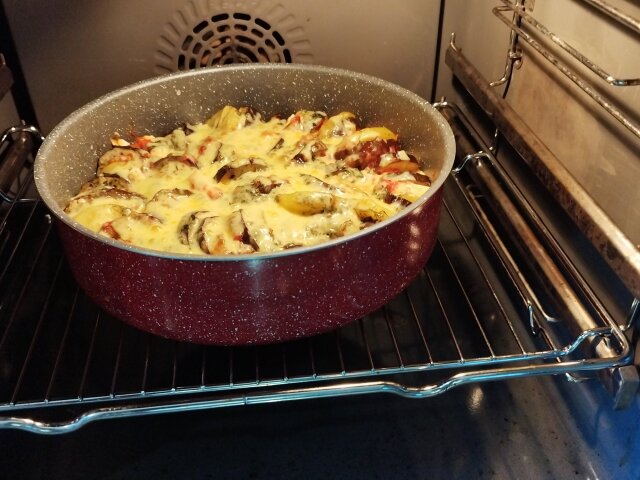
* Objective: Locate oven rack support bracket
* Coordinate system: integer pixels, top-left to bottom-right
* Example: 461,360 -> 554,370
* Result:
500,0 -> 640,87
0,125 -> 43,203
444,0 -> 640,401
444,42 -> 640,300
434,99 -> 638,407
450,0 -> 640,338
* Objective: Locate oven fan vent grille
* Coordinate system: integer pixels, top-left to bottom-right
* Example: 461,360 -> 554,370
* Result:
155,2 -> 312,74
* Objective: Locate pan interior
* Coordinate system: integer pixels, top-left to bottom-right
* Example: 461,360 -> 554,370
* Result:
34,64 -> 455,258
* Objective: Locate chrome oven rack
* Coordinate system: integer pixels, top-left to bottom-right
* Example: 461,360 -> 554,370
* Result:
0,97 -> 634,434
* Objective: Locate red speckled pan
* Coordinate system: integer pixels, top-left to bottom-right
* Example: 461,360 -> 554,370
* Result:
34,64 -> 455,345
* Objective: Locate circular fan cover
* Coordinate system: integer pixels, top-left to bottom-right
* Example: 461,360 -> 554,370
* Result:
155,0 -> 313,73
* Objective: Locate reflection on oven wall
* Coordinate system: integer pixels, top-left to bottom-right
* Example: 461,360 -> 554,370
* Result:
1,0 -> 440,133
434,0 -> 640,246
0,92 -> 19,129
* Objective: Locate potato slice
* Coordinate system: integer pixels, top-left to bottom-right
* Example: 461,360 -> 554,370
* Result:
352,198 -> 395,223
276,191 -> 337,216
206,106 -> 258,131
145,188 -> 194,222
73,204 -> 128,233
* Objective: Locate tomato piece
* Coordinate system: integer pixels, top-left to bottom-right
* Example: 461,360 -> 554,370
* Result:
131,136 -> 151,150
100,221 -> 120,239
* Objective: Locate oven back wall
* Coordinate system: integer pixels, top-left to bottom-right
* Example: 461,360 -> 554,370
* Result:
2,0 -> 441,133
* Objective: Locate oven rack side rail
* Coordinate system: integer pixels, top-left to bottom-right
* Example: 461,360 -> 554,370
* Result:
450,3 -> 640,297
494,0 -> 640,136
0,111 -> 634,435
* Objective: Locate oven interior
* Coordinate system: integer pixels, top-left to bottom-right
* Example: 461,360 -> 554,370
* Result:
0,0 -> 639,476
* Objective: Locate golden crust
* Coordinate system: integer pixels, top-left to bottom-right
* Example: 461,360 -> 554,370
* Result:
65,106 -> 431,255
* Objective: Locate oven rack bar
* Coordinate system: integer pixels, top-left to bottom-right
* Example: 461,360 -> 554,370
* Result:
0,311 -> 618,415
0,114 -> 632,433
578,0 -> 640,36
0,355 -> 627,436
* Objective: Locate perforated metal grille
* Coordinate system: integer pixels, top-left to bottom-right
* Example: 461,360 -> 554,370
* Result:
155,2 -> 312,74
185,12 -> 290,68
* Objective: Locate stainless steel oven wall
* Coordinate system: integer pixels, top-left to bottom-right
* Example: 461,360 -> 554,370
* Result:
435,0 -> 640,245
432,2 -> 640,474
2,0 -> 441,134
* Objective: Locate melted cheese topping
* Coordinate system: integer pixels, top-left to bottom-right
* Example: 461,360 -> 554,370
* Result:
65,106 -> 431,255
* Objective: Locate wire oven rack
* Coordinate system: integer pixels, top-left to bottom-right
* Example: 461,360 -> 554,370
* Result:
0,105 -> 633,434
